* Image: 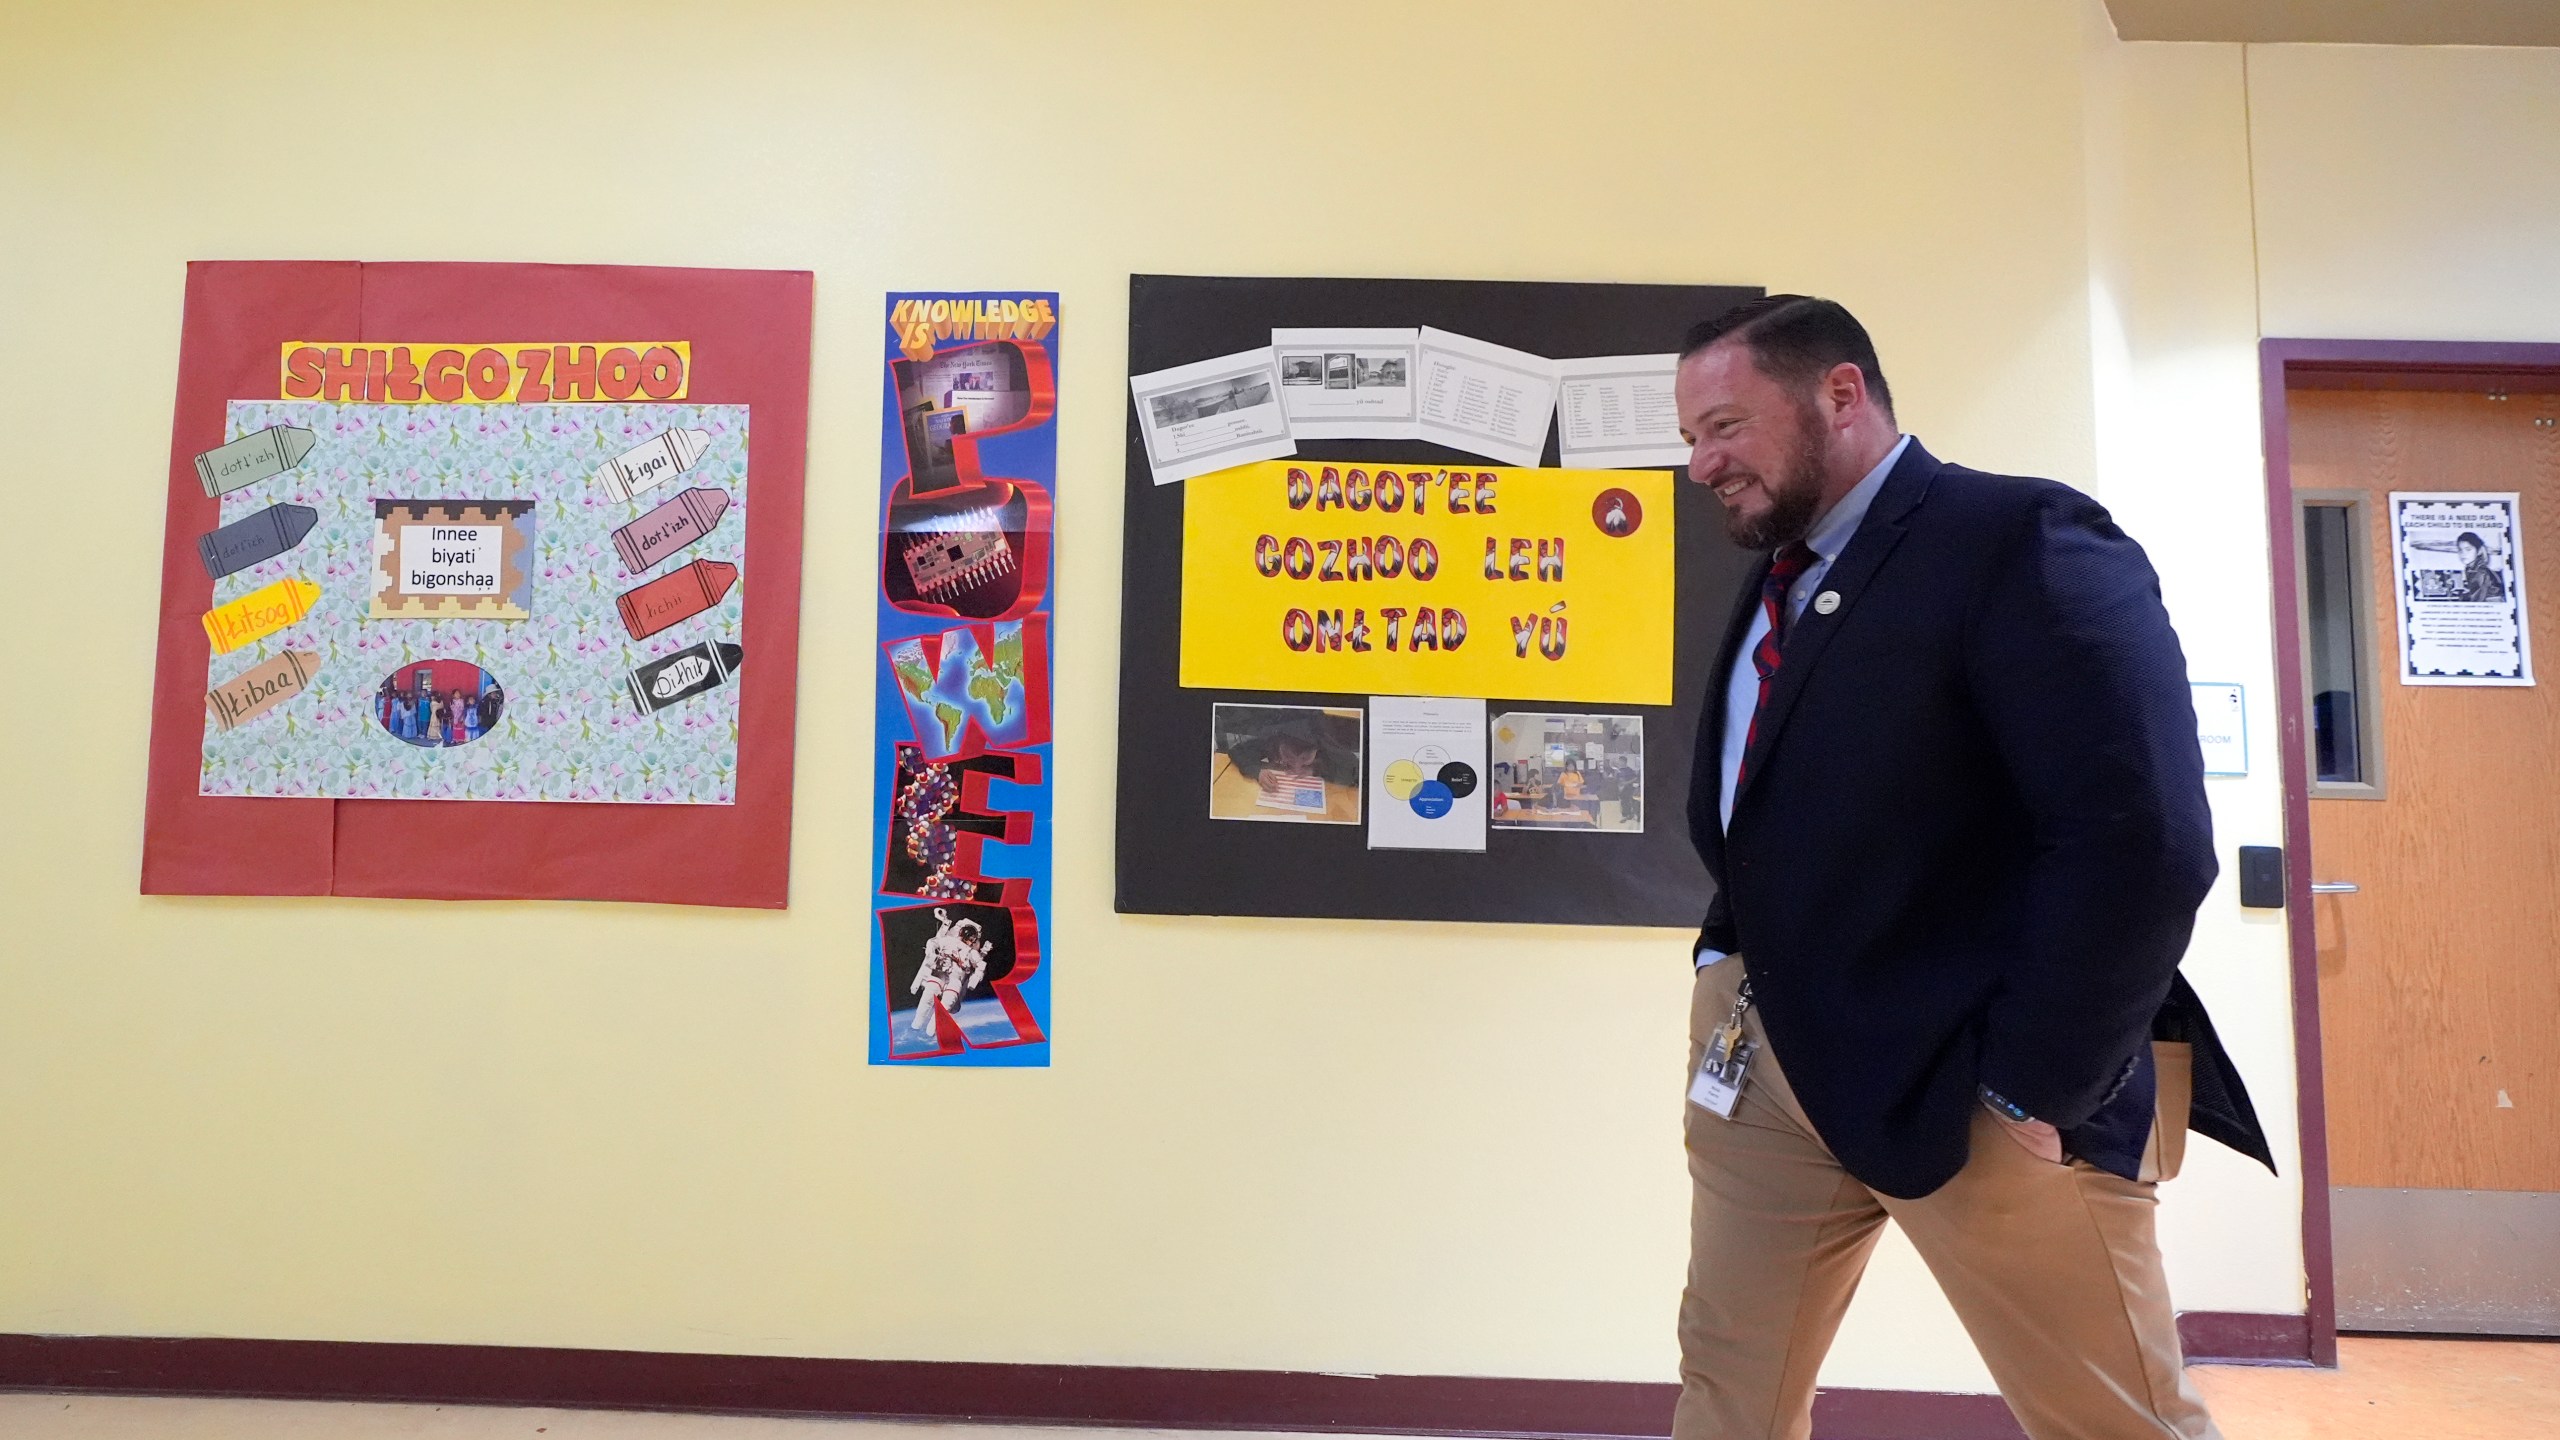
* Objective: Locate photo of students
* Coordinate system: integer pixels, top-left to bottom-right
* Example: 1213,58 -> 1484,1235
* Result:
1488,713 -> 1644,831
373,660 -> 506,750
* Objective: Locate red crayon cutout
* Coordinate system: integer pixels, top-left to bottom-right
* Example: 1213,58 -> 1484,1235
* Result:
612,487 -> 730,573
617,557 -> 738,640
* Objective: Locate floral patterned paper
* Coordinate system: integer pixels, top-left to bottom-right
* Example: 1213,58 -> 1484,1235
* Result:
198,402 -> 749,804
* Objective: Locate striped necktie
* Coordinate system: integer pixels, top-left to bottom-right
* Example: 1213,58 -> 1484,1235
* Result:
1738,542 -> 1817,781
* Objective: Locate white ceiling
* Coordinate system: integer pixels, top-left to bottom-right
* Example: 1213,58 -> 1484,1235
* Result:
2106,0 -> 2560,46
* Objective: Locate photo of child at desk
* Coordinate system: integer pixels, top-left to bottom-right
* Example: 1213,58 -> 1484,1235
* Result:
1208,703 -> 1363,825
1490,712 -> 1643,832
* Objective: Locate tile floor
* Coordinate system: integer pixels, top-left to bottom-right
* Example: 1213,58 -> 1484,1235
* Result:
2189,1336 -> 2556,1440
0,1338 -> 2551,1440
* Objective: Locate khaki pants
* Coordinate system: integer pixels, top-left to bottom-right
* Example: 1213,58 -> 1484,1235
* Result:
1678,959 -> 2219,1440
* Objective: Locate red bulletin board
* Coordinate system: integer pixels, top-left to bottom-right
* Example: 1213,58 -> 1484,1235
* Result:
140,262 -> 812,907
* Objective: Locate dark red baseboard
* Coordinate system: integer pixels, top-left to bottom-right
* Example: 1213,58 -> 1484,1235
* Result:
33,1336 -> 1674,1435
0,1315 -> 2309,1439
2179,1310 -> 2317,1366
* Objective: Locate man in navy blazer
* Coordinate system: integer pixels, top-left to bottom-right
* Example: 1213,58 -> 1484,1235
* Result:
1671,296 -> 2272,1440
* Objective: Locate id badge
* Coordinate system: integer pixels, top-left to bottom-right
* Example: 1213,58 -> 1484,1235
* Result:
1688,1040 -> 1756,1119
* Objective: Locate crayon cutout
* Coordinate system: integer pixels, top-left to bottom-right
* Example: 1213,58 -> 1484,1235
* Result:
195,425 -> 316,498
206,650 -> 321,732
202,575 -> 322,655
611,487 -> 731,573
592,427 -> 712,503
629,640 -> 743,714
616,557 -> 738,640
198,502 -> 319,580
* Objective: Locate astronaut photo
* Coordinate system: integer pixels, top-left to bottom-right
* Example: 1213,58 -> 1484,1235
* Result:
907,906 -> 993,1038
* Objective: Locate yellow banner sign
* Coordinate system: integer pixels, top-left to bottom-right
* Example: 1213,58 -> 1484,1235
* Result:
1181,462 -> 1674,704
278,342 -> 691,404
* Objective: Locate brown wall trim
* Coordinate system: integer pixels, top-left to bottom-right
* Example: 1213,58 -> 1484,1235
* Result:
36,1335 -> 1682,1436
2260,339 -> 2343,1369
0,1322 -> 2311,1439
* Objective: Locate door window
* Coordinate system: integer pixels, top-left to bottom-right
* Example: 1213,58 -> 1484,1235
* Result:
2299,497 -> 2383,795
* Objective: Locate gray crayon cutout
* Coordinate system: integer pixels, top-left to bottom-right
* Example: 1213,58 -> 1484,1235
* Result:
198,503 -> 319,579
194,425 -> 316,498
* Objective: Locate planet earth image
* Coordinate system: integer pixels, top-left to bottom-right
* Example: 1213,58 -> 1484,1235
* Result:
891,621 -> 1030,753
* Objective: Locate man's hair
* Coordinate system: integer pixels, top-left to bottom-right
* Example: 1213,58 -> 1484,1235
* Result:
1680,295 -> 1894,422
2456,531 -> 2486,551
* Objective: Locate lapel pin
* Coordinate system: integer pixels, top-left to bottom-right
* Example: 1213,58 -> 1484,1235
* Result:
1813,590 -> 1842,615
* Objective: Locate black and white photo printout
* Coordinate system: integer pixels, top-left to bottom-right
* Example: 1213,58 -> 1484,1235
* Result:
2391,491 -> 2535,685
1272,327 -> 1420,439
1129,346 -> 1297,484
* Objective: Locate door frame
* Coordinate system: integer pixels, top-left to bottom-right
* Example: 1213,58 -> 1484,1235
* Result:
2257,337 -> 2560,1365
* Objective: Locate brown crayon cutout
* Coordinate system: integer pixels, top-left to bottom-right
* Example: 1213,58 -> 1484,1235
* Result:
206,650 -> 322,732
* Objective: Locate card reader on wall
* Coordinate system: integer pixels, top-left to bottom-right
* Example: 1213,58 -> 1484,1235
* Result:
2237,845 -> 2285,909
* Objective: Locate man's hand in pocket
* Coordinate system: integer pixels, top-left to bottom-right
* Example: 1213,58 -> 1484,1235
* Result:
1990,1108 -> 2064,1164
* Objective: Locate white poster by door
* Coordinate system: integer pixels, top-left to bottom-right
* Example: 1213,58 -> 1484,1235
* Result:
2190,682 -> 2246,777
2389,492 -> 2534,686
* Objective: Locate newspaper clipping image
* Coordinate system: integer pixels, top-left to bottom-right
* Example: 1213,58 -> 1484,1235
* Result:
2390,491 -> 2534,686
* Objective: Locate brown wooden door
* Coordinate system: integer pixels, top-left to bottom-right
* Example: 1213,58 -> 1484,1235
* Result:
2287,387 -> 2560,1334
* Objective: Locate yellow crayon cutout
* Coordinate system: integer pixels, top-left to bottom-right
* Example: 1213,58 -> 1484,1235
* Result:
207,650 -> 321,732
202,576 -> 322,655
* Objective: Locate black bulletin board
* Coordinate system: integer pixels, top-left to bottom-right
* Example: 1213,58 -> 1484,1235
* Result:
1114,274 -> 1762,926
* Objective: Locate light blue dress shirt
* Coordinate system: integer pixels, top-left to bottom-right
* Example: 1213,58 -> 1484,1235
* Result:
1697,434 -> 1911,967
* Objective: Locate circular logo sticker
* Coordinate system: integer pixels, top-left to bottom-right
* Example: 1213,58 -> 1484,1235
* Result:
375,659 -> 505,749
1408,779 -> 1455,819
1593,488 -> 1643,537
1436,760 -> 1479,798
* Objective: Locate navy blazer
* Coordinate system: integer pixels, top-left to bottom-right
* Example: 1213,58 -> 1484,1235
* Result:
1688,441 -> 2273,1199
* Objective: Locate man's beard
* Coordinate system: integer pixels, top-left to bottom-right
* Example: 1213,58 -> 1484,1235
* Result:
1721,404 -> 1828,551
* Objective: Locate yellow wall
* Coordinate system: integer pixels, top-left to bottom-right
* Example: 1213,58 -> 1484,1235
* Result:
5,0 -> 2547,1400
2247,43 -> 2560,340
2080,22 -> 2316,1315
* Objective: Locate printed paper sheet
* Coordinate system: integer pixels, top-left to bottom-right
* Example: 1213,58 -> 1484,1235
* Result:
1555,354 -> 1689,469
2390,491 -> 2534,685
1130,346 -> 1294,484
1366,695 -> 1487,851
1415,328 -> 1558,467
1273,327 -> 1420,440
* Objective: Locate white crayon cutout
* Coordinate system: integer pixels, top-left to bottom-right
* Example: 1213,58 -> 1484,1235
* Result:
593,427 -> 712,503
1813,590 -> 1842,615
